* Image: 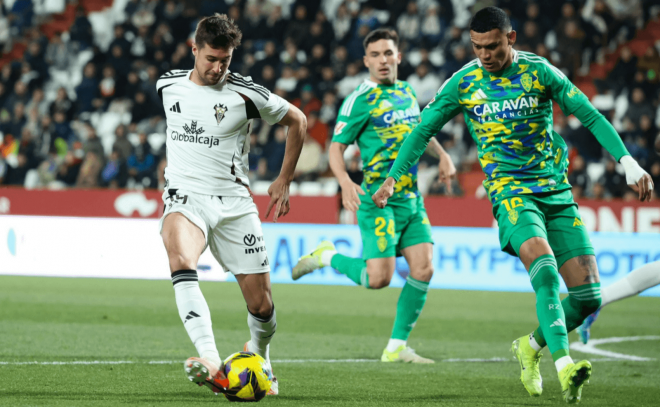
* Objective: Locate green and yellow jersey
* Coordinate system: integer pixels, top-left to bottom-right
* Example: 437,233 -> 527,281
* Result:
389,49 -> 629,206
333,79 -> 422,200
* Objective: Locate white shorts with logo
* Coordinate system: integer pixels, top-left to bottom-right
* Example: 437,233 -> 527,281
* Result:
158,189 -> 270,275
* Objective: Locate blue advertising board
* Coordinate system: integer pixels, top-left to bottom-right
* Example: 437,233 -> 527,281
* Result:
231,224 -> 660,297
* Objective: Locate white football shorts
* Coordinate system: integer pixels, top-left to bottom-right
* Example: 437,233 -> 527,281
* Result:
158,188 -> 270,275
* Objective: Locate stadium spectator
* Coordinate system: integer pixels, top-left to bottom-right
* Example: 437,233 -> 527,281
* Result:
75,63 -> 99,115
265,126 -> 287,177
397,2 -> 421,45
76,151 -> 103,188
294,132 -> 324,182
332,3 -> 353,44
292,85 -> 322,118
626,87 -> 655,127
569,155 -> 590,199
306,112 -> 329,150
406,63 -> 441,108
606,46 -> 638,95
285,5 -> 310,47
26,87 -> 48,118
319,91 -> 338,125
3,81 -> 30,112
52,110 -> 75,146
127,134 -> 156,188
56,149 -> 82,186
68,5 -> 92,49
100,148 -> 128,188
599,160 -> 627,198
262,6 -> 287,44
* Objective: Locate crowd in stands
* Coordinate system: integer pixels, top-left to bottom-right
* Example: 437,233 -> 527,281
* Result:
0,0 -> 659,201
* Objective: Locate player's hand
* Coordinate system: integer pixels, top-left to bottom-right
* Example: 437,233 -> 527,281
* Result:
265,177 -> 290,222
438,151 -> 457,195
372,177 -> 395,209
620,156 -> 654,202
339,179 -> 365,212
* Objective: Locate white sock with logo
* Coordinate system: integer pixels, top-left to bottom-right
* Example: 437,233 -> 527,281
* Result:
172,270 -> 221,367
601,261 -> 660,307
555,355 -> 574,372
247,307 -> 277,363
386,338 -> 406,353
320,250 -> 337,267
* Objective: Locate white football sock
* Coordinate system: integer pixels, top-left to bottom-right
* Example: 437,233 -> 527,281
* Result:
555,355 -> 574,372
172,270 -> 221,367
386,338 -> 406,353
528,332 -> 543,352
320,250 -> 337,267
601,261 -> 660,307
247,307 -> 277,362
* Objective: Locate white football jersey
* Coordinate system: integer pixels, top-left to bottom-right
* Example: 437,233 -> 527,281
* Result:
157,69 -> 289,196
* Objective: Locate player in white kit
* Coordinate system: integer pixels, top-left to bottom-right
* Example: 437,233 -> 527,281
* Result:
157,14 -> 306,396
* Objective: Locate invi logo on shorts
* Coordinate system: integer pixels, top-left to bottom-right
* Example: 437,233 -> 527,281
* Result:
244,234 -> 265,254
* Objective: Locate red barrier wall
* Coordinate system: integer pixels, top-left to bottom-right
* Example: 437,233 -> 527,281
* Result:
1,188 -> 658,232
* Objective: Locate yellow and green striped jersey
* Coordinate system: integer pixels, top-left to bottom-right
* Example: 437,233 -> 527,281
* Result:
333,79 -> 422,199
393,50 -> 593,205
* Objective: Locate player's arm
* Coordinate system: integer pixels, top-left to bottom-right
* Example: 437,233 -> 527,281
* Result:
264,103 -> 306,222
545,61 -> 653,201
331,98 -> 371,212
425,137 -> 457,193
329,142 -> 364,212
372,78 -> 462,208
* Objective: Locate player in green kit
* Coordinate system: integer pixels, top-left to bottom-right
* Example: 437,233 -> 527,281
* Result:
291,28 -> 456,363
373,7 -> 653,404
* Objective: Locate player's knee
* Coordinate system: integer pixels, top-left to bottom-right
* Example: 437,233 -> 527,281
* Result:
249,295 -> 274,320
570,294 -> 601,316
368,276 -> 391,289
530,262 -> 560,293
168,252 -> 196,272
410,263 -> 434,282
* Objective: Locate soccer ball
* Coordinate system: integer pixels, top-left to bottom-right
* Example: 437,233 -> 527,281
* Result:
222,351 -> 272,402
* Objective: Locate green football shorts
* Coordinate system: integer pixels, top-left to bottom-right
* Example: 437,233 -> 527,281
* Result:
357,194 -> 434,260
494,189 -> 594,269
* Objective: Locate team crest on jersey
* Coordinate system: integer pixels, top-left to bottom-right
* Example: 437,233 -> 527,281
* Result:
214,103 -> 228,125
508,209 -> 519,225
521,73 -> 533,92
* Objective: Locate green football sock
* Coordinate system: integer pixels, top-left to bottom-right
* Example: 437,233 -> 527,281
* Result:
533,283 -> 602,348
528,255 -> 570,361
330,254 -> 369,288
391,276 -> 429,340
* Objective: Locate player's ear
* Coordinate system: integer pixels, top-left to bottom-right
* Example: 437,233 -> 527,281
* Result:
363,54 -> 369,68
192,43 -> 198,57
507,30 -> 517,46
396,50 -> 402,65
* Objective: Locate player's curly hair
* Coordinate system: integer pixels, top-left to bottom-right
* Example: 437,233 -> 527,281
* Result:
194,13 -> 242,50
469,6 -> 511,33
363,28 -> 399,50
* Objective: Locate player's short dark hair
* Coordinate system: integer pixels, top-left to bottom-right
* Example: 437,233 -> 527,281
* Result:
469,7 -> 512,33
363,28 -> 399,51
194,13 -> 242,50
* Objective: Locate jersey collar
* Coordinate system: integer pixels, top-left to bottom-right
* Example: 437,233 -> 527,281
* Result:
364,78 -> 397,88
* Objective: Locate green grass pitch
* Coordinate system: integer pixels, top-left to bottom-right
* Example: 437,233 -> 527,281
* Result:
0,276 -> 659,406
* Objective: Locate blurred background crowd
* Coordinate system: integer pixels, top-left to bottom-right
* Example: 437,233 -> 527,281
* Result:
0,0 -> 659,202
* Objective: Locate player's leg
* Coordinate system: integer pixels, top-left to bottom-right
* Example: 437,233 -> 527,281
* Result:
496,197 -> 567,397
210,196 -> 278,394
526,192 -> 596,403
160,198 -> 225,390
235,272 -> 276,363
382,196 -> 435,363
381,242 -> 434,363
293,201 -> 398,289
577,260 -> 660,343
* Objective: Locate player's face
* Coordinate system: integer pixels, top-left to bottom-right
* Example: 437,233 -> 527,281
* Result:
363,39 -> 401,85
192,43 -> 233,86
470,29 -> 516,73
